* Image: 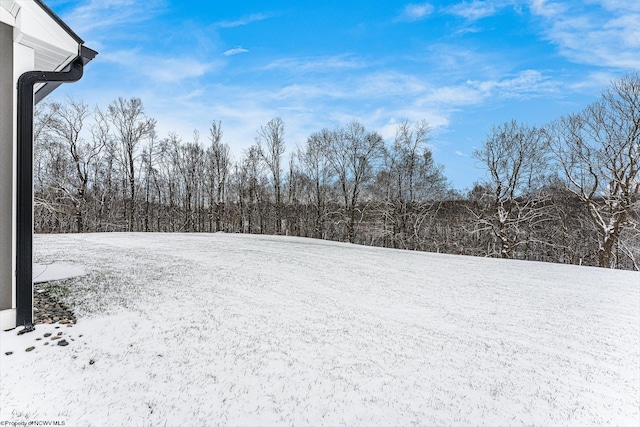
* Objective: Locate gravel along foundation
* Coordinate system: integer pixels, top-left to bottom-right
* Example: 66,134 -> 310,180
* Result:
3,284 -> 78,356
33,284 -> 77,325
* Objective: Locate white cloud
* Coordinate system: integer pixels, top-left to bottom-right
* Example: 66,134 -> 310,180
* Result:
528,0 -> 567,18
414,70 -> 557,109
591,0 -> 640,13
606,16 -> 640,47
263,55 -> 366,72
396,3 -> 435,22
223,47 -> 249,56
467,69 -> 558,99
59,0 -> 166,37
268,71 -> 428,102
420,85 -> 484,106
446,1 -> 497,21
273,84 -> 340,100
354,71 -> 427,97
529,0 -> 640,69
149,58 -> 213,82
568,71 -> 619,91
177,89 -> 206,102
213,13 -> 273,28
103,50 -> 218,83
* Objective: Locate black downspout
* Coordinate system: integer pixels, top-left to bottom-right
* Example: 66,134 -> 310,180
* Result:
15,58 -> 84,329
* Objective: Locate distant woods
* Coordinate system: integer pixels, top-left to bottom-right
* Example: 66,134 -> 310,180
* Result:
34,75 -> 640,270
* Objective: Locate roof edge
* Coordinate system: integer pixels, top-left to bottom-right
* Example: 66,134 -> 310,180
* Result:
80,45 -> 98,64
33,0 -> 84,45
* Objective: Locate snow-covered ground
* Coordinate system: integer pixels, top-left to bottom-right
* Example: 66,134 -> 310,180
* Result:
1,232 -> 638,426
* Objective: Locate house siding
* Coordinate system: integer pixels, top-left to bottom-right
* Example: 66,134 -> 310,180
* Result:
0,21 -> 14,311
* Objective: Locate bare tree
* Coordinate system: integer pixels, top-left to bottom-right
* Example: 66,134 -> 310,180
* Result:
107,97 -> 156,231
141,129 -> 159,232
299,129 -> 335,239
236,144 -> 268,234
392,119 -> 443,202
33,102 -> 64,231
380,120 -> 448,249
46,99 -> 106,233
257,118 -> 286,234
473,120 -> 549,259
550,73 -> 640,268
325,121 -> 385,243
156,134 -> 182,231
168,131 -> 205,231
206,121 -> 230,232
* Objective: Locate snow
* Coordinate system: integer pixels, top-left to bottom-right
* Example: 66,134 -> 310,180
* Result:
1,232 -> 639,426
33,263 -> 87,283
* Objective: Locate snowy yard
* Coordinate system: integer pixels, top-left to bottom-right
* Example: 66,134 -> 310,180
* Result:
1,232 -> 639,426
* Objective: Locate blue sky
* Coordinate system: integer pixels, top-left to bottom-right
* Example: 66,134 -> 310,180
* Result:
45,0 -> 640,190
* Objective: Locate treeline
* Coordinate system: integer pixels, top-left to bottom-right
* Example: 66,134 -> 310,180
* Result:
33,75 -> 640,270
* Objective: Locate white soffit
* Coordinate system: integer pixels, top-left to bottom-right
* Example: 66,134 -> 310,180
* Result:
0,0 -> 20,25
18,32 -> 75,71
12,0 -> 79,72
